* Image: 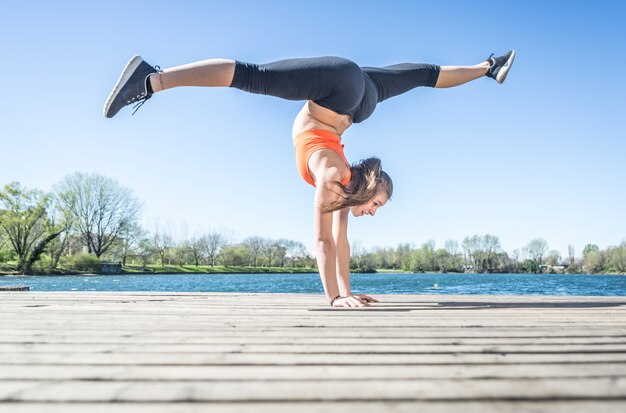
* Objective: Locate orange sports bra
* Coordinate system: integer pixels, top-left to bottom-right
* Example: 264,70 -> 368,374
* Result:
293,129 -> 352,187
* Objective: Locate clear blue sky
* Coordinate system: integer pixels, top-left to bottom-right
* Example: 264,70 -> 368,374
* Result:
1,0 -> 625,258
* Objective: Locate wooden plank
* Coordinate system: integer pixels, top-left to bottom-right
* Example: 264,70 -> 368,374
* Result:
0,363 -> 624,381
1,401 -> 625,413
3,343 -> 626,354
1,352 -> 626,365
1,378 -> 626,402
2,334 -> 625,345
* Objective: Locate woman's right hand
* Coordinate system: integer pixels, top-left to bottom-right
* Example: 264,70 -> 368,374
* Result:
332,295 -> 372,308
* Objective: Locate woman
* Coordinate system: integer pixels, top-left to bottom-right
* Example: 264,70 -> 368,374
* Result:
104,51 -> 515,307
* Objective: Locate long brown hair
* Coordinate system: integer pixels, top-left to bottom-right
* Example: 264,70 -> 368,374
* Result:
322,157 -> 393,213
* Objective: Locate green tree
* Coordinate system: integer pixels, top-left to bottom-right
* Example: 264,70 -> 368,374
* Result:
606,241 -> 626,273
583,244 -> 599,258
0,183 -> 63,274
582,250 -> 603,274
220,244 -> 250,267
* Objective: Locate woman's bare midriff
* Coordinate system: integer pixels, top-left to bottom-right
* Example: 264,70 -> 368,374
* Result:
292,101 -> 352,137
292,101 -> 353,186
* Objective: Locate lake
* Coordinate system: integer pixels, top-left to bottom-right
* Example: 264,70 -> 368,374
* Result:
1,272 -> 626,295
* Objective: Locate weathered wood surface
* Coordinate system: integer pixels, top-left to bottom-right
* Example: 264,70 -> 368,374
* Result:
1,292 -> 625,412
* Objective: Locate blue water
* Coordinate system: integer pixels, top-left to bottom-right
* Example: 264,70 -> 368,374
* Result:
1,273 -> 626,295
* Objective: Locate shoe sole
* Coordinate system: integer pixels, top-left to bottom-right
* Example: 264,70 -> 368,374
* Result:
496,50 -> 516,84
103,55 -> 143,118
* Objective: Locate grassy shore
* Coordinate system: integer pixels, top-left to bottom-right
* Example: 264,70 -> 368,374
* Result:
0,263 -> 317,276
123,264 -> 317,274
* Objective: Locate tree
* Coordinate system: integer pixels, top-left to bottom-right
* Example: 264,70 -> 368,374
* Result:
151,226 -> 173,267
136,237 -> 154,269
568,244 -> 576,265
46,207 -> 73,270
0,183 -> 63,274
286,240 -> 308,267
55,172 -> 141,258
444,240 -> 460,271
117,223 -> 145,266
274,239 -> 289,267
523,238 -> 549,266
188,236 -> 206,267
545,250 -> 561,266
606,241 -> 626,273
395,243 -> 413,271
582,249 -> 603,274
583,244 -> 599,258
264,239 -> 287,267
462,235 -> 481,270
244,236 -> 265,267
220,244 -> 250,267
202,231 -> 228,267
481,234 -> 501,272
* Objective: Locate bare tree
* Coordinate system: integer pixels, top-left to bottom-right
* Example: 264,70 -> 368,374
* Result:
444,239 -> 460,271
203,231 -> 228,267
117,223 -> 145,266
462,235 -> 481,270
55,172 -> 141,258
47,206 -> 73,270
545,250 -> 562,266
568,244 -> 576,265
188,236 -> 206,267
481,234 -> 501,271
287,240 -> 308,267
523,238 -> 549,265
264,239 -> 282,267
151,225 -> 173,267
273,239 -> 289,267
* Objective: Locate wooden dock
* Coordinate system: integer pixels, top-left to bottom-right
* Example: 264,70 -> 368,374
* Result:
1,292 -> 625,412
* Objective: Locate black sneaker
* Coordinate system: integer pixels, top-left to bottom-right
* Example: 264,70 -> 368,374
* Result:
103,55 -> 159,118
486,50 -> 515,84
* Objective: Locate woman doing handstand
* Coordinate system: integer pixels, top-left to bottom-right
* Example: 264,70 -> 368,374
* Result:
104,51 -> 516,308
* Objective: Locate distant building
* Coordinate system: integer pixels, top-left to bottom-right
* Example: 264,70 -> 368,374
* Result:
539,264 -> 568,274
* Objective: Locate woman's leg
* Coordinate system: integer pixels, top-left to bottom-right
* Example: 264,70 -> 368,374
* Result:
434,61 -> 490,88
149,59 -> 236,92
151,56 -> 365,116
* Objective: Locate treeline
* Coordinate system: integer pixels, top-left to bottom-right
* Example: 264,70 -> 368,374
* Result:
1,176 -> 625,275
0,175 -> 314,274
351,236 -> 626,274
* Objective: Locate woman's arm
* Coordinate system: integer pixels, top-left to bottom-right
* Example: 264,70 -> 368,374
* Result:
313,183 -> 340,303
309,152 -> 370,307
333,208 -> 351,296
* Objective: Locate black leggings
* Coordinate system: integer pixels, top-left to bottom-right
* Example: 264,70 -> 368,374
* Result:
230,56 -> 440,124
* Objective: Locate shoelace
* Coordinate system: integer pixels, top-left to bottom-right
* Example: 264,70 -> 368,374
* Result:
131,65 -> 161,116
131,95 -> 151,115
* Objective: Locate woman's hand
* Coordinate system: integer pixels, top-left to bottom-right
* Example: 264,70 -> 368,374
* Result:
332,294 -> 378,308
354,294 -> 379,303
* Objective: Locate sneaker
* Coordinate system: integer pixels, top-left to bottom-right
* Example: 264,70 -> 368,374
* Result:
103,55 -> 159,118
485,50 -> 515,84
